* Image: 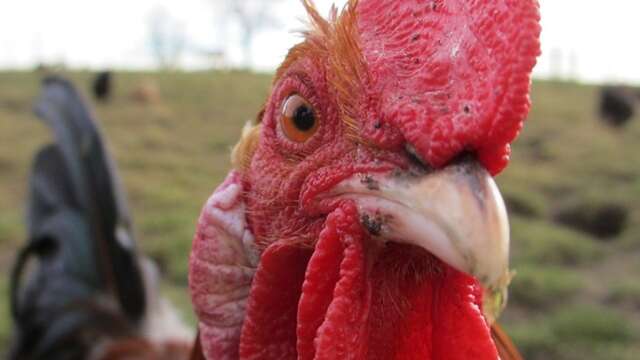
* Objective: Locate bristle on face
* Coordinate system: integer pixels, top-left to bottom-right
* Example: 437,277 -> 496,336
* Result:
276,0 -> 367,138
231,122 -> 262,172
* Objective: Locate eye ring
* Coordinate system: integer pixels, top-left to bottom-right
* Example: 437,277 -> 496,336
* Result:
280,94 -> 319,143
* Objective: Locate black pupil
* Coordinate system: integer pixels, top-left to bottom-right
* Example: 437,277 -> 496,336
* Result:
293,105 -> 315,131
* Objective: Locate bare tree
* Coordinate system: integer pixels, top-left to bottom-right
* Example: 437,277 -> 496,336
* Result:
148,6 -> 187,69
212,0 -> 283,68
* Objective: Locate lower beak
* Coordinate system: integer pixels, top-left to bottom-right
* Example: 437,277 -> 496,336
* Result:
329,158 -> 511,323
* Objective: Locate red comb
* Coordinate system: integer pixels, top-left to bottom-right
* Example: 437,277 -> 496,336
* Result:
357,0 -> 541,174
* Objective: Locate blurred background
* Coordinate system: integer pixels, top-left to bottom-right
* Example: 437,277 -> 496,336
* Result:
0,0 -> 639,359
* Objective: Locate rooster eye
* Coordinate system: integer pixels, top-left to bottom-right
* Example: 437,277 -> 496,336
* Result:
280,94 -> 319,143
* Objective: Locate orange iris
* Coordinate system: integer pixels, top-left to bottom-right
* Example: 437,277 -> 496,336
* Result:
280,94 -> 319,143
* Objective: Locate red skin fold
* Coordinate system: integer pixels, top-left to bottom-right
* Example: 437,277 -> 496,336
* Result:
297,203 -> 371,360
239,244 -> 311,359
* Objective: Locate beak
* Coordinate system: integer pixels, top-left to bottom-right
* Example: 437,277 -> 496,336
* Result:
329,158 -> 512,323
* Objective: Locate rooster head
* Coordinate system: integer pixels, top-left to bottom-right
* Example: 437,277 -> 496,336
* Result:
189,0 -> 541,359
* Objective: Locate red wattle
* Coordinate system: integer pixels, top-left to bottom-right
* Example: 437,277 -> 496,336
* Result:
365,245 -> 498,360
239,244 -> 311,359
239,203 -> 498,360
297,203 -> 371,360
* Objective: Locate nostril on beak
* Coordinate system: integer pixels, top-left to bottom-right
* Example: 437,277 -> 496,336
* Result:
404,144 -> 430,170
404,146 -> 483,175
450,151 -> 481,168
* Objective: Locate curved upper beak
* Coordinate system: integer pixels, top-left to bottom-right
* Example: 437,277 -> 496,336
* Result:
329,158 -> 511,323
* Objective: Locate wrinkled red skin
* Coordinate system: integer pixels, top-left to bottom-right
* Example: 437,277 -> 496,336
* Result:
355,0 -> 541,175
244,56 -> 410,248
191,0 -> 541,359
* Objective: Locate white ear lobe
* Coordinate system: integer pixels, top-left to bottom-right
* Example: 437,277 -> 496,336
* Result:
201,174 -> 259,267
189,171 -> 258,360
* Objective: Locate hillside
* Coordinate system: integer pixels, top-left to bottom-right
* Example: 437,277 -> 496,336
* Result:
0,71 -> 638,359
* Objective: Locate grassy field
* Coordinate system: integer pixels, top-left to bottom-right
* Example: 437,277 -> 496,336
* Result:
0,71 -> 639,359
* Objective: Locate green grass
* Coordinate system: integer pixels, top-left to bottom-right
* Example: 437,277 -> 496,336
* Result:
607,280 -> 640,309
0,213 -> 22,245
0,277 -> 10,353
551,305 -> 635,344
0,72 -> 639,359
511,216 -> 605,266
510,265 -> 584,309
508,305 -> 638,360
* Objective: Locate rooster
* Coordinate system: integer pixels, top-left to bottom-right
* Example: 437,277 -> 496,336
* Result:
10,77 -> 193,359
188,0 -> 541,359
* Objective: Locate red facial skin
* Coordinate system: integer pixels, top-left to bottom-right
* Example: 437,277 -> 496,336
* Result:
190,0 -> 541,359
245,57 -> 409,247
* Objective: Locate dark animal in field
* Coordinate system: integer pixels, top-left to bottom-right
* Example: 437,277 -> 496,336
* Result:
92,71 -> 113,101
599,86 -> 636,127
9,76 -> 191,360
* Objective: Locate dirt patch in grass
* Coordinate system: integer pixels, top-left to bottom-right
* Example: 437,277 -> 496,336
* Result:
553,200 -> 629,239
607,281 -> 640,310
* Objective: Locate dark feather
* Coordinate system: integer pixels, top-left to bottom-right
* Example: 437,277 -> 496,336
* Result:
492,324 -> 524,360
32,75 -> 145,320
10,76 -> 146,359
189,332 -> 206,360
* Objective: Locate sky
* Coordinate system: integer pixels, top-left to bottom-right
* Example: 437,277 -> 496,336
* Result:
0,0 -> 639,84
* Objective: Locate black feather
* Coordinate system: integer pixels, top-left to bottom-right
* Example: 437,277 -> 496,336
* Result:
10,76 -> 146,359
